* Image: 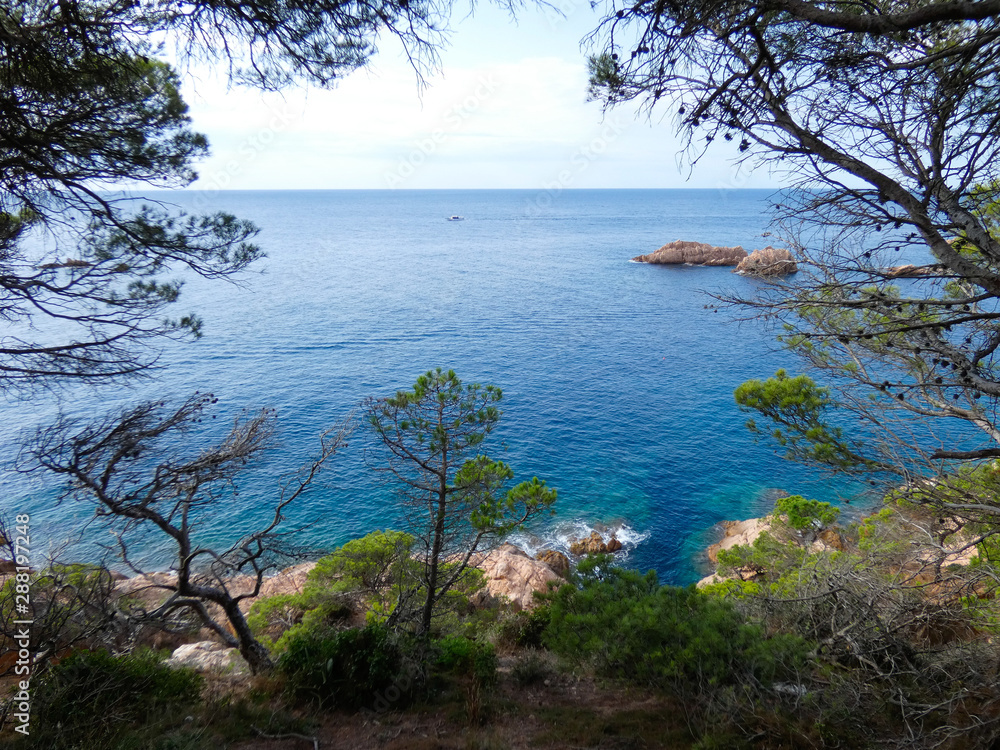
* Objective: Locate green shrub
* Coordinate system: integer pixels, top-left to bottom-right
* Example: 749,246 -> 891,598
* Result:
308,529 -> 422,625
249,530 -> 418,650
247,591 -> 352,651
23,649 -> 203,749
435,635 -> 497,686
251,529 -> 488,649
496,605 -> 550,649
510,650 -> 553,686
775,495 -> 839,530
543,558 -> 808,692
277,624 -> 406,710
309,530 -> 417,590
308,527 -> 485,624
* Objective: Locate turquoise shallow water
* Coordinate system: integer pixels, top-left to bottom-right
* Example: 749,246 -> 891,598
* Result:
1,189 -> 871,583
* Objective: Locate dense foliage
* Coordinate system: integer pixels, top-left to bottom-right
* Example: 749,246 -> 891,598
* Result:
248,529 -> 486,650
22,649 -> 203,750
543,556 -> 809,692
277,624 -> 406,710
709,497 -> 1000,747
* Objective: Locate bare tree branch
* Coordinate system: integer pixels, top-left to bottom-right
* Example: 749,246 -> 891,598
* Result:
19,395 -> 355,672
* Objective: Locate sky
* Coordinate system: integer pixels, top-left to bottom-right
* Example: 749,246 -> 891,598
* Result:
180,3 -> 784,191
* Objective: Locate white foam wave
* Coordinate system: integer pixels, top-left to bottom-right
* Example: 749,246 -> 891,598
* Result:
510,518 -> 650,561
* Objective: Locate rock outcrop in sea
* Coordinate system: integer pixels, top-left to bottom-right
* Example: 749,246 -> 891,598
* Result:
633,240 -> 748,266
735,246 -> 798,276
885,264 -> 946,278
568,531 -> 623,556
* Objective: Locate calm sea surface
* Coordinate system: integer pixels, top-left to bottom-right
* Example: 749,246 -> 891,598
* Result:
3,189 -> 871,584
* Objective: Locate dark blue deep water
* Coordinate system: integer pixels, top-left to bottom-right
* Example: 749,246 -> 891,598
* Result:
3,189 -> 869,584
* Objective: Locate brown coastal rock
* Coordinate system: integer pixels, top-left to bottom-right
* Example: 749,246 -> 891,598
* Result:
112,565 -> 321,646
633,240 -> 748,266
535,549 -> 571,578
705,518 -> 772,564
114,571 -> 179,611
257,562 -> 316,601
468,543 -> 562,611
816,528 -> 845,552
568,531 -> 624,556
885,264 -> 946,278
735,246 -> 798,276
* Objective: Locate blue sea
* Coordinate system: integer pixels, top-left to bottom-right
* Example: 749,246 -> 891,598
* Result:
3,189 -> 871,584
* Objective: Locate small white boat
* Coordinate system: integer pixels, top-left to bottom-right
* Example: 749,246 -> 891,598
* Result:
447,215 -> 465,221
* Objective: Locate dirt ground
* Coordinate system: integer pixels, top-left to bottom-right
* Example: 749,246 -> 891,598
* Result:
229,670 -> 688,750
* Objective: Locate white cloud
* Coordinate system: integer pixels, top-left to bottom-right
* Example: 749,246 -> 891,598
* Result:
179,10 -> 781,190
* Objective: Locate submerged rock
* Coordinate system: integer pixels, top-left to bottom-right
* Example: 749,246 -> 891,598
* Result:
633,240 -> 747,266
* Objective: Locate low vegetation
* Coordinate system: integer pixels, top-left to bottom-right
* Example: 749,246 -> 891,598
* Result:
15,649 -> 204,750
9,490 -> 1000,749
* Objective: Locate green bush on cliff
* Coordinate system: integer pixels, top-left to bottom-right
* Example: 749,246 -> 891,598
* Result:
23,649 -> 203,750
775,495 -> 839,530
249,530 -> 420,649
435,635 -> 498,686
309,529 -> 423,623
250,529 -> 487,651
541,556 -> 808,692
277,623 -> 408,710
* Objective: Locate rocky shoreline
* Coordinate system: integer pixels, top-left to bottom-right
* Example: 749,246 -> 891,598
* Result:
696,504 -> 981,591
117,530 -> 629,619
0,523 -> 749,675
27,530 -> 626,674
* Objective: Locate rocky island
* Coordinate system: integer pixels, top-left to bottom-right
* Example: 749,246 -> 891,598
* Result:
632,239 -> 748,266
633,240 -> 798,276
734,246 -> 798,276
